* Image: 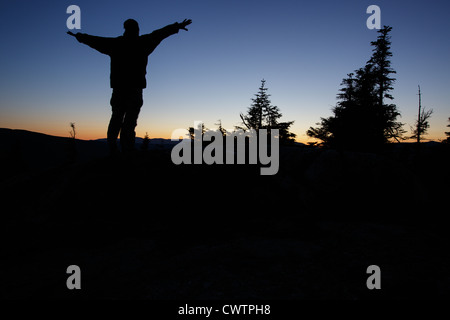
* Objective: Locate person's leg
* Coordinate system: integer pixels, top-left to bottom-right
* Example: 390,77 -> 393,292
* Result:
120,89 -> 143,154
108,90 -> 126,155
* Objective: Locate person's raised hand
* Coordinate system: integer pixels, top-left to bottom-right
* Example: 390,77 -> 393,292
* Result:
179,19 -> 192,31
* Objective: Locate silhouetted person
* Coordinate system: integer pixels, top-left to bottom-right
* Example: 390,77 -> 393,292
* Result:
68,18 -> 192,155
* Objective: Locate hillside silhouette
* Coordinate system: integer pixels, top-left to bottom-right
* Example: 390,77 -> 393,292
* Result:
1,128 -> 450,299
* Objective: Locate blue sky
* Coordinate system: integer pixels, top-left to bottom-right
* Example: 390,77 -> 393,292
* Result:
0,0 -> 449,141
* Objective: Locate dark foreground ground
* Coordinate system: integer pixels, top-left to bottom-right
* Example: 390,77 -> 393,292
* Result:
1,134 -> 450,299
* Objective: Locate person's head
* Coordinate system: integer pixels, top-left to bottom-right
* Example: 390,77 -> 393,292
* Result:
123,19 -> 139,38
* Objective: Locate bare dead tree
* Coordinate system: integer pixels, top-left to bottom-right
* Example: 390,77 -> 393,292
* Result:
69,122 -> 76,140
410,86 -> 433,143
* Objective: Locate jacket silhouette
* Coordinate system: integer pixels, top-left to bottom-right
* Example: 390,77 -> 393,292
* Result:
69,18 -> 192,154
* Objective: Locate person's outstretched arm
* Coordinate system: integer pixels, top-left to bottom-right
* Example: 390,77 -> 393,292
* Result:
142,19 -> 192,54
67,31 -> 115,55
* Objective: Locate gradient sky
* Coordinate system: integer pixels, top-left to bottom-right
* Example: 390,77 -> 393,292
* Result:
0,0 -> 449,142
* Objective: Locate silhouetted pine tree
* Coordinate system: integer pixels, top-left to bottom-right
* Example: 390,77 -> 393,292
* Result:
240,79 -> 296,143
444,117 -> 450,144
188,123 -> 207,139
215,120 -> 227,137
307,26 -> 404,151
141,132 -> 150,151
369,26 -> 405,143
240,79 -> 271,131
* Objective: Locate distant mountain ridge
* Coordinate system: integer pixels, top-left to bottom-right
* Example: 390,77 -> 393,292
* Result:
0,128 -> 176,178
0,128 -> 178,147
94,137 -> 178,145
0,128 -> 104,174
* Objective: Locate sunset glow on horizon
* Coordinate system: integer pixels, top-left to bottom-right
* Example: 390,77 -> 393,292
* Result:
1,0 -> 449,143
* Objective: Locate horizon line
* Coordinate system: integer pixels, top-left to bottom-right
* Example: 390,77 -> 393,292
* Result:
1,127 -> 447,145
